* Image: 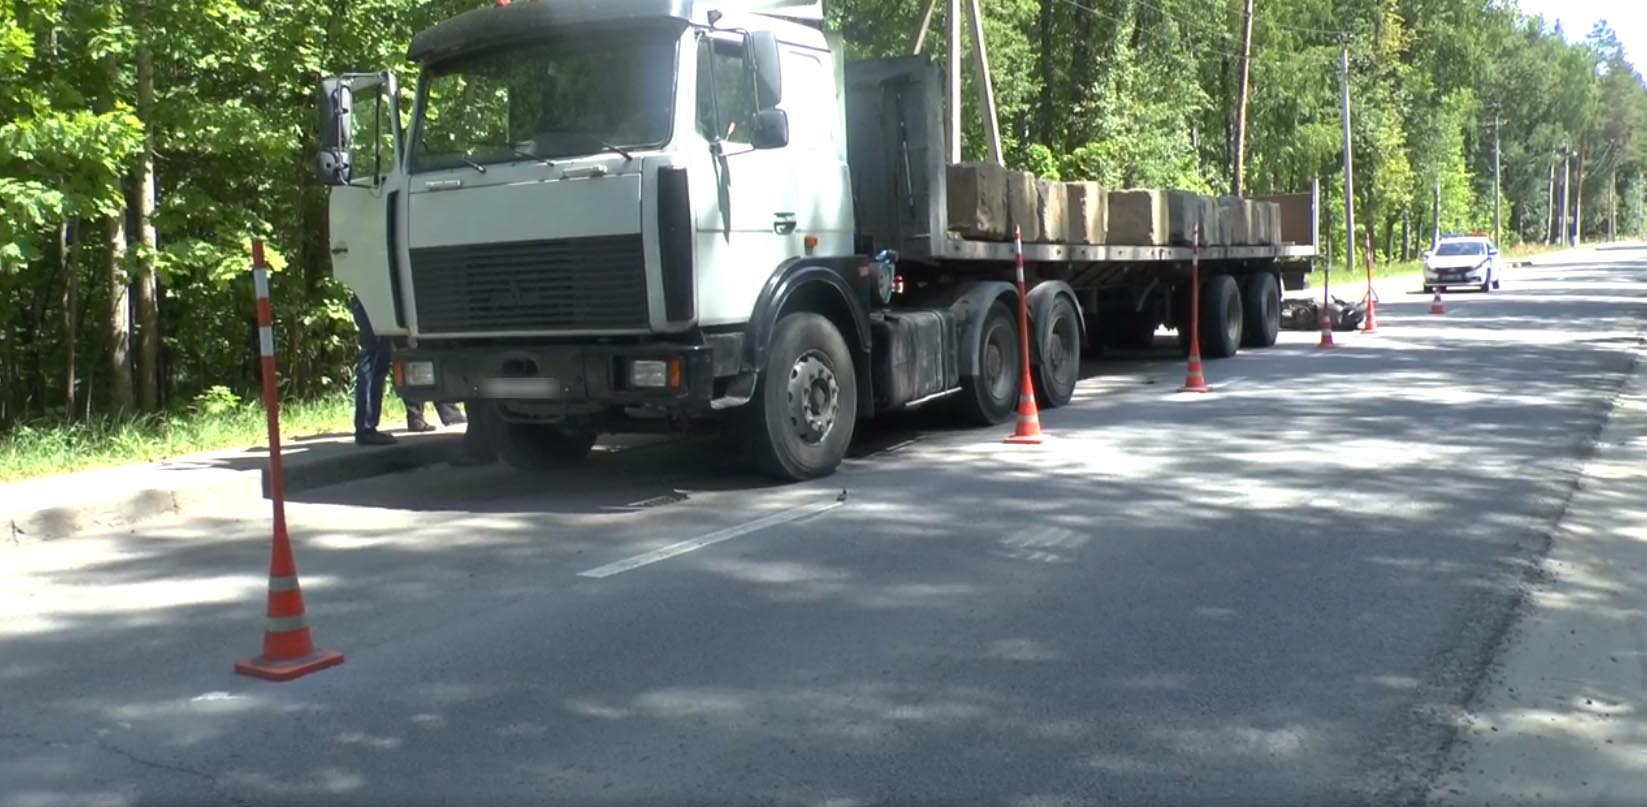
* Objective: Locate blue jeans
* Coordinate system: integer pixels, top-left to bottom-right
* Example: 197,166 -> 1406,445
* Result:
350,295 -> 392,436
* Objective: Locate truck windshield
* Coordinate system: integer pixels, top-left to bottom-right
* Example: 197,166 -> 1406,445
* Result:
411,30 -> 676,173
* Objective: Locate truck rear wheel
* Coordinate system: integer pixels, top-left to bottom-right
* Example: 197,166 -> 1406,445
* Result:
1203,274 -> 1243,358
743,312 -> 857,481
496,423 -> 597,471
958,301 -> 1020,425
1179,274 -> 1243,359
1240,273 -> 1281,348
1034,295 -> 1080,408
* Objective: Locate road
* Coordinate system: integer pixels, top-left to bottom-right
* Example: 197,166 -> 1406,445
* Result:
4,247 -> 1646,807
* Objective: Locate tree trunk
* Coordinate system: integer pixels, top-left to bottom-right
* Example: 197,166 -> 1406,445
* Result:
60,221 -> 82,420
1034,0 -> 1056,146
1062,0 -> 1097,154
107,215 -> 134,414
134,41 -> 161,411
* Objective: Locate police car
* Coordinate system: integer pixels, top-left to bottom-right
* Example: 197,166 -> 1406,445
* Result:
1423,235 -> 1501,293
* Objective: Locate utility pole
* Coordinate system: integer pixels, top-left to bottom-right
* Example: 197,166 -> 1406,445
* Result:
963,0 -> 1003,164
1545,161 -> 1555,244
1492,113 -> 1501,246
1232,0 -> 1256,197
946,0 -> 961,164
1574,145 -> 1584,246
1560,145 -> 1571,248
1339,46 -> 1355,277
1431,173 -> 1441,249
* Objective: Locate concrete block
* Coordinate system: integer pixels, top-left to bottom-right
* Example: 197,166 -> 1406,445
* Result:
1006,169 -> 1041,243
1106,189 -> 1167,246
1034,180 -> 1067,244
1217,196 -> 1245,247
1263,201 -> 1282,244
1165,190 -> 1204,246
1065,182 -> 1107,244
946,162 -> 1009,240
1253,193 -> 1313,245
1199,195 -> 1221,245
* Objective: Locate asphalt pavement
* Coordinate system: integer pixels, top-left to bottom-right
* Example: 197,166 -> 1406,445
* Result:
4,247 -> 1646,807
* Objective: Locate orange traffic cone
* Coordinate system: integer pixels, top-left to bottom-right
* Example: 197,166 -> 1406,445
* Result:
1429,290 -> 1447,315
1317,306 -> 1337,349
1004,365 -> 1045,444
1363,293 -> 1379,333
1178,349 -> 1212,393
234,523 -> 344,682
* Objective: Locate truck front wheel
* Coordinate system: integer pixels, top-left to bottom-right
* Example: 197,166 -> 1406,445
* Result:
958,301 -> 1020,425
744,312 -> 858,481
496,423 -> 597,471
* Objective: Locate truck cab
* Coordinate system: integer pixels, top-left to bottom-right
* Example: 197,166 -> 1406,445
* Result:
321,0 -> 876,477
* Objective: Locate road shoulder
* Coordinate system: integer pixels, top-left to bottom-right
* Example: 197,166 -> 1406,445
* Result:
1432,340 -> 1647,806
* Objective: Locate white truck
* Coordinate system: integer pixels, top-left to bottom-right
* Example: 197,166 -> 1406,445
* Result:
317,0 -> 1318,480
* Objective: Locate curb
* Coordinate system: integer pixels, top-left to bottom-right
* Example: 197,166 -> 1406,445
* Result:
4,434 -> 460,546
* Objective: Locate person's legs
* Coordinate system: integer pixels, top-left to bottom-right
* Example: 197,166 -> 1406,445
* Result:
406,401 -> 435,432
351,296 -> 395,445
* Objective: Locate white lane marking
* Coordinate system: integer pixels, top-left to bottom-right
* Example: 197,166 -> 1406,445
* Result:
577,499 -> 845,579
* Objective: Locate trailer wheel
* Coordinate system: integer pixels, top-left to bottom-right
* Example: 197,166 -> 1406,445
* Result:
1034,295 -> 1080,408
1201,274 -> 1243,359
497,423 -> 597,471
958,301 -> 1021,425
1240,273 -> 1281,348
743,312 -> 857,481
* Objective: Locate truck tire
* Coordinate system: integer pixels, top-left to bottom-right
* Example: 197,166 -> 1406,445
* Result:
1178,274 -> 1243,359
743,312 -> 857,481
957,301 -> 1020,425
1240,273 -> 1281,348
1034,295 -> 1080,408
497,423 -> 597,471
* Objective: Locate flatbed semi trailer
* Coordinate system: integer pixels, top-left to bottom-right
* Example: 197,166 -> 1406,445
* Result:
317,0 -> 1317,480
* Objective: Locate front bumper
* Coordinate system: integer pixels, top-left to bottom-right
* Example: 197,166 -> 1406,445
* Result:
1424,267 -> 1485,285
393,342 -> 716,409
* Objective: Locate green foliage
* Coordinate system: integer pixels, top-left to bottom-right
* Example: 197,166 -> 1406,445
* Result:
2,0 -> 1645,441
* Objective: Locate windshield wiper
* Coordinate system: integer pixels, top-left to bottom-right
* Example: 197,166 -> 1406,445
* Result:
563,131 -> 633,161
457,154 -> 487,174
514,148 -> 555,166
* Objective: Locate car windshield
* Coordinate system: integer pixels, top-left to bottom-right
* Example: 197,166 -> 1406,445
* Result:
411,30 -> 677,173
1435,241 -> 1487,256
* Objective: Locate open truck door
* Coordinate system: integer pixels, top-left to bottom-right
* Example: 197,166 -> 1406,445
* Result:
317,72 -> 408,334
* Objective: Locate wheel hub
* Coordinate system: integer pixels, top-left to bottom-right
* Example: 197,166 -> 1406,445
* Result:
786,352 -> 838,444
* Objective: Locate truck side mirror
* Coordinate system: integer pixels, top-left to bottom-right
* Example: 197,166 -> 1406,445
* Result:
316,78 -> 354,185
749,108 -> 789,150
747,30 -> 782,109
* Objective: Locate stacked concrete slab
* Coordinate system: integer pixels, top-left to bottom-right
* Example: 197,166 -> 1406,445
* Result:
1034,180 -> 1066,245
946,162 -> 1010,240
1065,182 -> 1107,244
1106,189 -> 1168,246
946,165 -> 1291,248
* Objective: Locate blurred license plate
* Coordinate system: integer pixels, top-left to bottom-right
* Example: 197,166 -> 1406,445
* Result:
481,377 -> 561,398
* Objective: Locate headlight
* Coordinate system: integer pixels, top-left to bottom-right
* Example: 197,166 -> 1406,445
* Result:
628,359 -> 669,388
404,360 -> 436,387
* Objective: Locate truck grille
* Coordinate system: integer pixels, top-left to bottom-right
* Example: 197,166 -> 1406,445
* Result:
409,235 -> 648,333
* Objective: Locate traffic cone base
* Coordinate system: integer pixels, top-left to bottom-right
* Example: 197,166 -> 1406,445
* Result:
1429,291 -> 1446,315
1317,314 -> 1337,349
1003,373 -> 1046,444
1178,353 -> 1212,393
235,648 -> 345,682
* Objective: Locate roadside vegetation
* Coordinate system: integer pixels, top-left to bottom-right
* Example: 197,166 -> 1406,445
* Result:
0,388 -> 353,482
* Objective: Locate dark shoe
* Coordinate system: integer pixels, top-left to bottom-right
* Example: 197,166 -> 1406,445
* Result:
407,414 -> 437,433
441,413 -> 468,427
355,430 -> 398,446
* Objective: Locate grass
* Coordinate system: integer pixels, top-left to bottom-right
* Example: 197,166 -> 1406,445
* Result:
0,390 -> 357,483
